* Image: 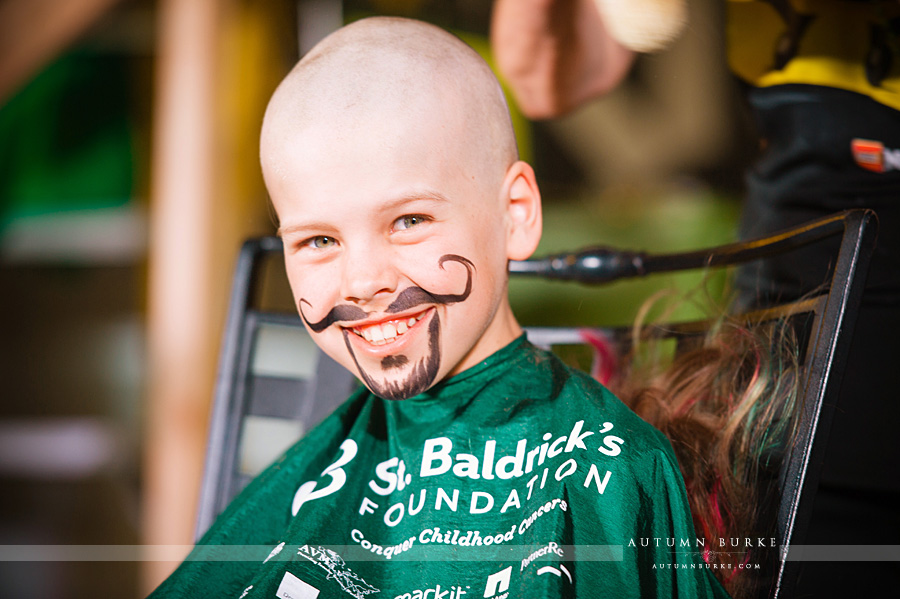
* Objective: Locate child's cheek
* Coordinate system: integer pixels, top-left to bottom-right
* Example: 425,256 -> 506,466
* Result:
288,263 -> 341,320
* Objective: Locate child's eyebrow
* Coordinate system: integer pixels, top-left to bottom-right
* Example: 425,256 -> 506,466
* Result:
378,190 -> 451,212
277,222 -> 334,238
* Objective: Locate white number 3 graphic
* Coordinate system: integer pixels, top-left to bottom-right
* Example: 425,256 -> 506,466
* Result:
291,439 -> 358,516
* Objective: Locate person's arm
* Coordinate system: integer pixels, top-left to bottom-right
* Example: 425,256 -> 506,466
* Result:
490,0 -> 636,119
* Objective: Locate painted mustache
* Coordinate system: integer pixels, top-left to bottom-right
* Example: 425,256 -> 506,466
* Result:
298,303 -> 367,333
298,254 -> 474,333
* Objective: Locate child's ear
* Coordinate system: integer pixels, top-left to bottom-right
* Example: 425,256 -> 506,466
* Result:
501,161 -> 543,260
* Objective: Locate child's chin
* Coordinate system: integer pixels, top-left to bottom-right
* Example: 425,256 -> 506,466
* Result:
362,363 -> 438,400
344,314 -> 443,400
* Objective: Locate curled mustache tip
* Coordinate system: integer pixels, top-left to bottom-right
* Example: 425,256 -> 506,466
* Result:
299,299 -> 368,333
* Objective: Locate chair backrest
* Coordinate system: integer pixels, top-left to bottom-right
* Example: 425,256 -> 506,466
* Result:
513,209 -> 876,599
195,210 -> 875,599
194,237 -> 359,539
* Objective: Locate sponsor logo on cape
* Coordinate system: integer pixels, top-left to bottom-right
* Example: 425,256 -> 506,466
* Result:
297,545 -> 379,598
483,566 -> 512,598
392,584 -> 468,599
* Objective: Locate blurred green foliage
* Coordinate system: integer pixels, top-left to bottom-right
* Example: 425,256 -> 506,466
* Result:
0,50 -> 135,231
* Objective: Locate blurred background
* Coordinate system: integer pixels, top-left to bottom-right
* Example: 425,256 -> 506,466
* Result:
0,0 -> 755,597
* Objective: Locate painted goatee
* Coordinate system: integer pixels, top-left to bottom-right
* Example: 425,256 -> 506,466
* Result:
344,315 -> 441,400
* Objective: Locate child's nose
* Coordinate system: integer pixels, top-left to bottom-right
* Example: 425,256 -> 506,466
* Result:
339,245 -> 398,303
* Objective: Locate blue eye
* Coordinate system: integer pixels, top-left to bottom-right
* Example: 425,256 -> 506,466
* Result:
394,215 -> 429,231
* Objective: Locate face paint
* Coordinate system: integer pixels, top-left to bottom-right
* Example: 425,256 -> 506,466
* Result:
345,314 -> 441,400
380,355 -> 409,370
299,303 -> 368,333
385,255 -> 474,311
299,255 -> 474,400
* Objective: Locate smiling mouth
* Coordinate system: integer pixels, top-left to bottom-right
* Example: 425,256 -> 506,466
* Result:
347,309 -> 430,346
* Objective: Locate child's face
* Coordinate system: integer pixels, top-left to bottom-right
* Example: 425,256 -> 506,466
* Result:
265,112 -> 524,400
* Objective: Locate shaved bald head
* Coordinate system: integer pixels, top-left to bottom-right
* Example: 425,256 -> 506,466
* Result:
259,17 -> 543,401
261,17 -> 518,193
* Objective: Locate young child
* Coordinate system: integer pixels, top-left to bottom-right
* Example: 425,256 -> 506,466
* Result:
150,17 -> 729,599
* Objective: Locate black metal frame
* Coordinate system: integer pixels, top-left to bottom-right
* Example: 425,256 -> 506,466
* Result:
194,237 -> 357,538
195,210 -> 875,599
516,210 -> 876,598
195,236 -> 280,539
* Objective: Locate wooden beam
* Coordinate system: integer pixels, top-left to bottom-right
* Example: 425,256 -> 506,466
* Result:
142,0 -> 289,591
142,0 -> 222,590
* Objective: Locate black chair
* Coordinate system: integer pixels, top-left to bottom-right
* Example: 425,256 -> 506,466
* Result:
195,210 -> 875,599
194,236 -> 359,541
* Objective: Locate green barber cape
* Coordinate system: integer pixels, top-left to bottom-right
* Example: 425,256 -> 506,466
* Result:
150,336 -> 731,599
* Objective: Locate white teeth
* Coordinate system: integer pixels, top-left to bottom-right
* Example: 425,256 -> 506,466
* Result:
353,309 -> 429,345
